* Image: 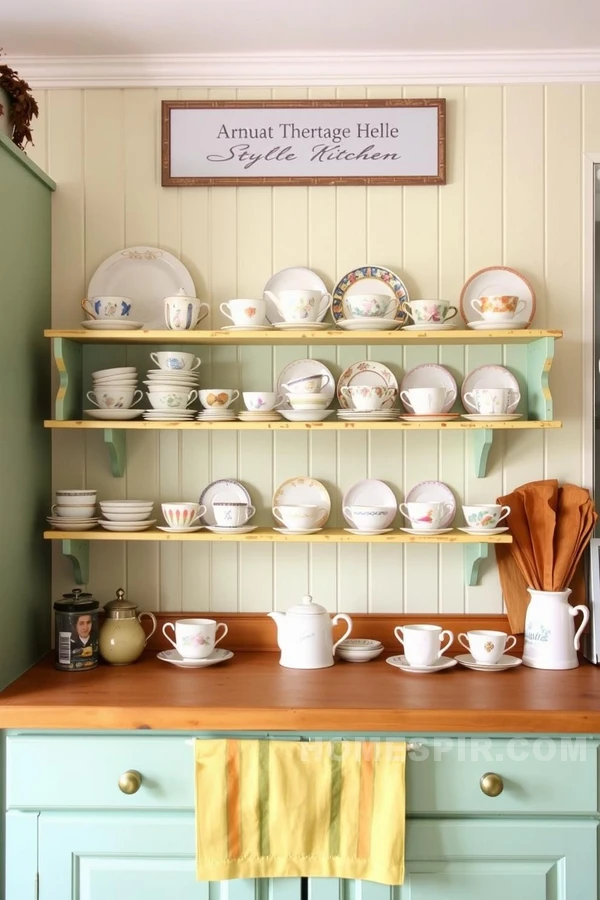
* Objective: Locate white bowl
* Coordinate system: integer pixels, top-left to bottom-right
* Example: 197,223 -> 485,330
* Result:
99,499 -> 153,506
148,391 -> 196,410
336,646 -> 384,662
101,510 -> 154,522
287,395 -> 330,410
92,366 -> 136,378
52,505 -> 96,518
55,490 -> 97,506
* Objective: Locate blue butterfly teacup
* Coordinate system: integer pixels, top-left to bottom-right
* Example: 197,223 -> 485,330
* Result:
82,295 -> 133,319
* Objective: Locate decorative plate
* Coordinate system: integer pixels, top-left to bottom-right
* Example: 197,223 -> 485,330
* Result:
331,266 -> 409,324
404,481 -> 457,528
272,477 -> 331,528
461,365 -> 520,413
199,480 -> 253,526
400,364 -> 458,414
459,266 -> 536,327
337,361 -> 399,409
263,267 -> 330,324
157,648 -> 234,668
276,359 -> 335,409
341,479 -> 398,528
87,246 -> 196,329
386,655 -> 457,674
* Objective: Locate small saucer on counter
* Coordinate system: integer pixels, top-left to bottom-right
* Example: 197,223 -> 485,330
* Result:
455,653 -> 522,672
386,654 -> 457,674
336,639 -> 383,662
157,648 -> 234,668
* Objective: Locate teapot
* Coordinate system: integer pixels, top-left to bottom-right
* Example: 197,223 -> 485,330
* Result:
99,588 -> 157,666
268,594 -> 352,669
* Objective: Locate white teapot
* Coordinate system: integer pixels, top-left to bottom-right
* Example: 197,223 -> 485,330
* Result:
268,594 -> 352,669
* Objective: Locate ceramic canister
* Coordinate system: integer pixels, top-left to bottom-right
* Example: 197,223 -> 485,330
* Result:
53,588 -> 100,671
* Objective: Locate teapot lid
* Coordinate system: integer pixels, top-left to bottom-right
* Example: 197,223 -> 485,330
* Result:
286,594 -> 328,616
103,588 -> 138,619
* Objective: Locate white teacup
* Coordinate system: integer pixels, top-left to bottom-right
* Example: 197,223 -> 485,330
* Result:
401,300 -> 458,324
340,385 -> 395,411
51,504 -> 96,518
82,296 -> 132,319
147,390 -> 198,410
343,293 -> 397,319
281,374 -> 331,394
164,295 -> 209,330
273,504 -> 326,530
213,502 -> 256,527
463,387 -> 520,415
399,500 -> 453,531
243,392 -> 282,412
220,298 -> 267,326
55,490 -> 97,506
400,387 -> 452,415
471,295 -> 526,321
458,629 -> 517,665
462,504 -> 511,530
343,505 -> 390,531
394,624 -> 454,667
161,502 -> 205,528
199,389 -> 240,409
150,352 -> 201,372
265,289 -> 330,323
162,618 -> 228,660
87,388 -> 143,410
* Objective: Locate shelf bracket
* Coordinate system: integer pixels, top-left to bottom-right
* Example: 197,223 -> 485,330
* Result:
61,539 -> 90,586
103,429 -> 126,478
526,336 -> 555,421
464,543 -> 489,586
53,337 -> 82,421
470,428 -> 494,478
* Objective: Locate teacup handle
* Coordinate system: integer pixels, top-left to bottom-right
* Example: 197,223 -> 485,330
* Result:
463,391 -> 478,411
139,612 -> 157,645
401,302 -> 414,321
398,503 -> 410,519
189,506 -> 207,525
86,390 -> 100,408
340,386 -> 353,404
319,374 -> 332,390
162,622 -> 177,650
384,298 -> 399,317
150,353 -> 160,367
274,394 -> 286,409
471,299 -> 483,314
229,390 -> 240,405
318,293 -> 332,318
196,302 -> 210,324
214,622 -> 228,647
190,357 -> 202,371
515,299 -> 527,317
444,305 -> 458,321
332,613 -> 353,653
81,298 -> 97,319
443,503 -> 454,522
497,505 -> 511,524
186,390 -> 198,407
220,302 -> 234,322
131,390 -> 144,408
438,629 -> 454,657
272,506 -> 284,523
507,390 -> 521,413
457,632 -> 470,651
393,626 -> 405,648
50,504 -> 60,516
343,506 -> 357,527
505,635 -> 517,652
244,505 -> 256,522
400,391 -> 413,410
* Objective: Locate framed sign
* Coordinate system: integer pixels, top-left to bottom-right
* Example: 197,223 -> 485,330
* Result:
161,99 -> 445,187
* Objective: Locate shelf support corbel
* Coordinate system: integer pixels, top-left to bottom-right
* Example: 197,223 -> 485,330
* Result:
103,429 -> 126,477
53,337 -> 82,420
470,428 -> 494,478
526,336 -> 555,421
61,539 -> 90,585
464,543 -> 489,586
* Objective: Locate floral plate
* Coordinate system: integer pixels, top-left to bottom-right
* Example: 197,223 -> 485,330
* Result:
272,477 -> 331,528
337,361 -> 398,409
331,266 -> 409,324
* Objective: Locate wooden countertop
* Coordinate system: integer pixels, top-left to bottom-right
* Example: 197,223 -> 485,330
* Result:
0,652 -> 599,733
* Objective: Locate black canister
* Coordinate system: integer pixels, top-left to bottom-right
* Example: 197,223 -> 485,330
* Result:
53,588 -> 100,671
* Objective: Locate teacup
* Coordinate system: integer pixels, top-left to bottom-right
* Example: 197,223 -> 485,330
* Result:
287,393 -> 329,410
340,385 -> 395,411
243,392 -> 282,412
400,387 -> 453,415
264,289 -> 330,323
150,352 -> 201,371
399,500 -> 453,531
220,298 -> 267,327
272,504 -> 327,530
471,295 -> 526,321
213,502 -> 256,527
458,629 -> 517,665
164,295 -> 210,330
394,624 -> 454,667
147,390 -> 198,410
161,502 -> 205,528
343,505 -> 390,531
462,504 -> 511,530
55,489 -> 97,506
162,618 -> 229,660
199,389 -> 240,409
82,296 -> 132,319
401,300 -> 458,324
87,388 -> 143,410
463,387 -> 520,415
51,504 -> 96,518
343,293 -> 397,319
281,374 -> 331,394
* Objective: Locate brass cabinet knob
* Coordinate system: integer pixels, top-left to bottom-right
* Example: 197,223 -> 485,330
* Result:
118,770 -> 142,795
480,772 -> 504,797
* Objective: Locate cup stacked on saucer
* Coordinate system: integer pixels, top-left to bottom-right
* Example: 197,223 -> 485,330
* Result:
238,391 -> 283,423
337,385 -> 399,422
143,351 -> 200,421
158,501 -> 205,533
279,374 -> 335,422
85,367 -> 143,420
47,489 -> 99,531
98,499 -> 156,532
336,293 -> 401,332
197,389 -> 239,422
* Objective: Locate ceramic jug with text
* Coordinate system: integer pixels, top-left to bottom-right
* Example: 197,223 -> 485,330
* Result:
523,588 -> 589,670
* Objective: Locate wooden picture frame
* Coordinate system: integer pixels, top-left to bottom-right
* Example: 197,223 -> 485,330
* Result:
161,99 -> 446,187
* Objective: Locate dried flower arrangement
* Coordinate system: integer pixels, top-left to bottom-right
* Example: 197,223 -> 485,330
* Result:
0,52 -> 38,150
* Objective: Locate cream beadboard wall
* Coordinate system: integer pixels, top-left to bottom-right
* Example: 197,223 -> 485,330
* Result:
28,84 -> 597,613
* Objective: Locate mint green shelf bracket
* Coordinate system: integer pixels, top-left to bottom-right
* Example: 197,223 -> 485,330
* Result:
104,429 -> 126,478
526,336 -> 555,420
53,337 -> 82,420
61,539 -> 90,586
464,543 -> 489,586
470,428 -> 494,478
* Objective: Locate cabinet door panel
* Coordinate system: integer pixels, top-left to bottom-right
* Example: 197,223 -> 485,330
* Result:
38,811 -> 300,900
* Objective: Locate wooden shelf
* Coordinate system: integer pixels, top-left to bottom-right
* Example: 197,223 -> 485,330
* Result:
44,328 -> 562,346
45,419 -> 562,431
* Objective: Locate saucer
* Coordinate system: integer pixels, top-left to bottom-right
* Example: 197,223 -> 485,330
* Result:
99,519 -> 156,532
466,320 -> 529,331
399,413 -> 460,422
157,648 -> 234,668
273,321 -> 331,330
272,527 -> 323,535
457,526 -> 510,535
221,324 -> 274,331
402,323 -> 457,331
204,525 -> 258,534
85,408 -> 143,420
386,655 -> 457,674
344,528 -> 394,535
336,318 -> 400,332
157,525 -> 204,533
461,413 -> 523,422
455,653 -> 523,672
46,519 -> 99,531
280,410 -> 334,422
81,320 -> 144,330
400,527 -> 454,536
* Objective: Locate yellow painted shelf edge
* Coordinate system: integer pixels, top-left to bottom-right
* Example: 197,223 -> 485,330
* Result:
44,419 -> 562,431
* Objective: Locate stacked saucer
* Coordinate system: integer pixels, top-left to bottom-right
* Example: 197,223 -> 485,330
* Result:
143,363 -> 200,421
98,499 -> 156,532
336,639 -> 383,662
47,489 -> 99,531
197,407 -> 237,422
337,408 -> 400,422
238,410 -> 282,422
86,367 -> 143,419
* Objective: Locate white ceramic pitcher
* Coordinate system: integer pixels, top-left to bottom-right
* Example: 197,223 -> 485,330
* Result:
523,588 -> 589,670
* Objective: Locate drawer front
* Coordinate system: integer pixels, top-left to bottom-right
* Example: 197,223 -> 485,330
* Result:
7,734 -> 599,815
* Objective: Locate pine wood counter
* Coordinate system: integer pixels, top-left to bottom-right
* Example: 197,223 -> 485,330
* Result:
0,652 -> 599,732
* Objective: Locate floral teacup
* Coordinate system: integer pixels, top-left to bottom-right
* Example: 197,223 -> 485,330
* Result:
265,289 -> 331,323
402,300 -> 458,324
162,618 -> 228,660
462,504 -> 511,530
343,293 -> 398,319
82,296 -> 132,319
471,295 -> 527,321
340,385 -> 395,411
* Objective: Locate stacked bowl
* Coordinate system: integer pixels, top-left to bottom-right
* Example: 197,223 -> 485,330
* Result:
279,375 -> 334,423
143,352 -> 201,421
98,499 -> 156,532
336,638 -> 383,662
47,489 -> 99,531
86,367 -> 143,420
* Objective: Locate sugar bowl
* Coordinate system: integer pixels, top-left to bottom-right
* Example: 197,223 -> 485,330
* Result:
99,588 -> 157,666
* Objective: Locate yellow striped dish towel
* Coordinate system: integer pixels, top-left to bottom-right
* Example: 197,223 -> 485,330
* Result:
195,738 -> 406,885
